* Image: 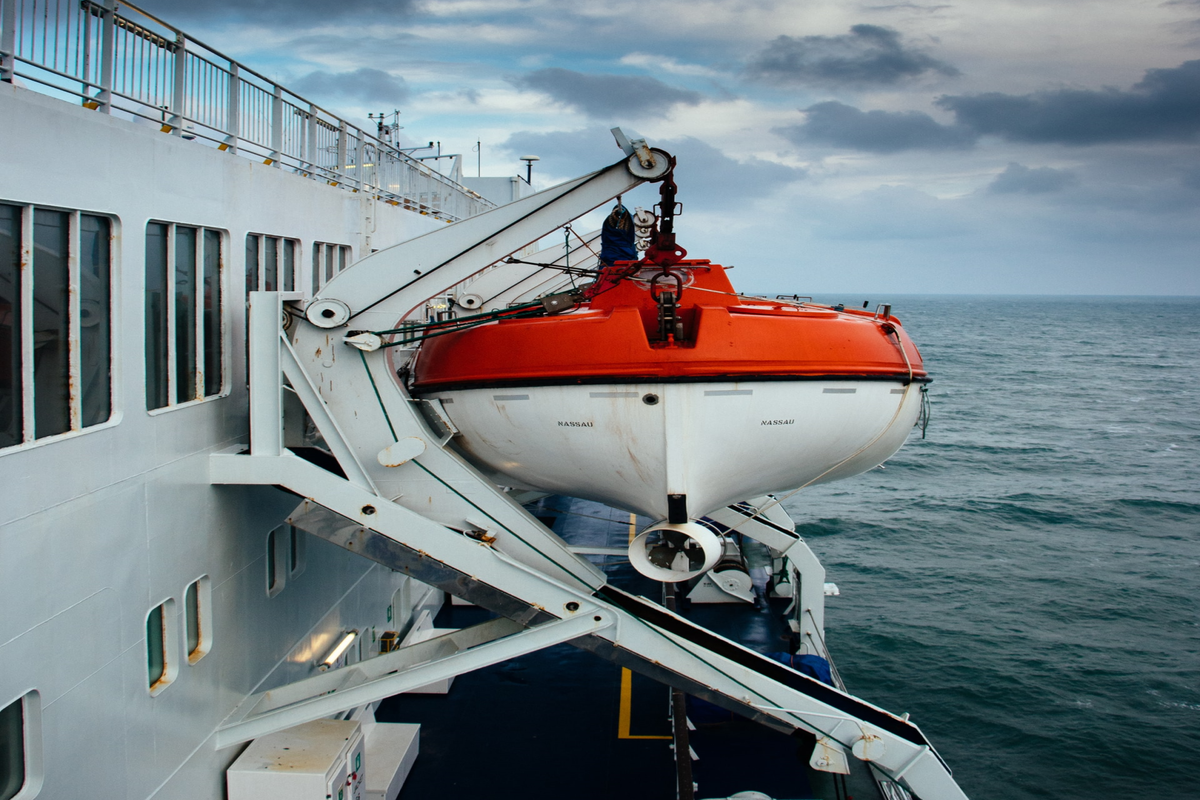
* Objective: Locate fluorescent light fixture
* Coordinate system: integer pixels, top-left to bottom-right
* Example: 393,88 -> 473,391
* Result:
319,630 -> 357,671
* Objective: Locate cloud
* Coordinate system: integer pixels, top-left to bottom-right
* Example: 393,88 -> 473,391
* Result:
498,129 -> 803,208
509,68 -> 704,118
864,3 -> 953,11
137,0 -> 416,24
1182,167 -> 1200,192
936,60 -> 1200,145
291,69 -> 409,105
745,25 -> 959,87
776,101 -> 976,153
988,163 -> 1078,194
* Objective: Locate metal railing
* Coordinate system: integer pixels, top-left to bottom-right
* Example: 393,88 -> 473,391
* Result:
0,0 -> 494,221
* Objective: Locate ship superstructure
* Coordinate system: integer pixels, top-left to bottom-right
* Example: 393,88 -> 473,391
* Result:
1,3 -> 966,800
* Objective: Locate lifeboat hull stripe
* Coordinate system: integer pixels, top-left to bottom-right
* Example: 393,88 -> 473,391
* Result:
412,373 -> 932,394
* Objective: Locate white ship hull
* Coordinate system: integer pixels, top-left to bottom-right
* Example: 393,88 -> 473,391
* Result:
0,80 -> 451,799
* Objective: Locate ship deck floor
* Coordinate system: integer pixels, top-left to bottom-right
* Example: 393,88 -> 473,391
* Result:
377,496 -> 824,800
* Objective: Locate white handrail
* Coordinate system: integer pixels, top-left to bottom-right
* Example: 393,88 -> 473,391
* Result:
0,0 -> 494,221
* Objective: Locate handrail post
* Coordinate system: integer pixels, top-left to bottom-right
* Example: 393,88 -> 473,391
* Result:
306,103 -> 317,175
224,61 -> 239,153
2,0 -> 17,84
169,32 -> 187,135
97,0 -> 115,114
336,119 -> 347,182
355,129 -> 365,192
269,83 -> 282,167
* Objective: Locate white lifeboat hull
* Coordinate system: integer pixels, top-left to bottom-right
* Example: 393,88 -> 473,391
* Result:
432,380 -> 923,521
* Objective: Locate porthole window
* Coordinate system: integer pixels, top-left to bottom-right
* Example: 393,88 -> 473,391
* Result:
289,526 -> 307,580
266,525 -> 287,598
184,576 -> 213,665
0,691 -> 42,800
146,599 -> 179,695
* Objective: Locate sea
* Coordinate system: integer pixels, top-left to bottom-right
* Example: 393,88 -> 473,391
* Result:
783,295 -> 1200,799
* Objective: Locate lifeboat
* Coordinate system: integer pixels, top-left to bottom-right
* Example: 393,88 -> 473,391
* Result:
407,253 -> 927,569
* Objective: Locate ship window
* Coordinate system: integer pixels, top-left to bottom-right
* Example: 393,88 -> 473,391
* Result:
146,599 -> 179,695
311,242 -> 352,294
146,222 -> 226,411
266,525 -> 287,598
0,691 -> 42,800
246,234 -> 299,294
0,696 -> 24,800
289,526 -> 307,579
184,576 -> 212,665
0,201 -> 114,450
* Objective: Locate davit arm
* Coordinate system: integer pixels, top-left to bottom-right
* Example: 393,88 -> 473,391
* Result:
303,131 -> 672,333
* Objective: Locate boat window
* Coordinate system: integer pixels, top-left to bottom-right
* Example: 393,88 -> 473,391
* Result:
266,525 -> 287,598
311,242 -> 352,294
246,234 -> 299,294
146,222 -> 226,411
0,691 -> 41,800
0,201 -> 114,450
146,599 -> 179,695
0,696 -> 25,800
289,525 -> 307,580
184,576 -> 213,665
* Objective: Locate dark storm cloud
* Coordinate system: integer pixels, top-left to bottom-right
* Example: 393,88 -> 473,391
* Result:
499,130 -> 803,207
745,25 -> 959,87
292,69 -> 409,105
510,69 -> 703,118
937,60 -> 1200,144
776,101 -> 975,153
137,0 -> 416,24
987,163 -> 1078,194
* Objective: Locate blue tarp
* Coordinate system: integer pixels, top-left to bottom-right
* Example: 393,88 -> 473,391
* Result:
766,652 -> 835,686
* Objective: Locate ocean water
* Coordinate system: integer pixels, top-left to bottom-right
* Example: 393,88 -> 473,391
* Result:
782,296 -> 1200,799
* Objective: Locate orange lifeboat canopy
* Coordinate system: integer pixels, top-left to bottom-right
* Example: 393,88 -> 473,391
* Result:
410,261 -> 927,392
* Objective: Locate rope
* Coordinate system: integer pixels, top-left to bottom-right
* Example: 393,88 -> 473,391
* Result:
805,608 -> 846,691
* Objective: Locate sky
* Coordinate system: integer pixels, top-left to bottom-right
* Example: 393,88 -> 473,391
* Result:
138,0 -> 1200,295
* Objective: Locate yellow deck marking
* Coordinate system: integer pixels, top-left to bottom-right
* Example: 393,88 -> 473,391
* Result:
619,513 -> 669,740
617,668 -> 672,740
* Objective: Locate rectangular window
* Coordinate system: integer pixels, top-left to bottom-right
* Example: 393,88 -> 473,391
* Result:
246,234 -> 299,294
146,599 -> 179,695
0,696 -> 25,800
0,691 -> 40,800
266,525 -> 286,598
0,205 -> 21,449
184,576 -> 212,665
145,222 -> 224,410
33,209 -> 70,438
311,242 -> 352,294
0,201 -> 113,449
289,526 -> 307,580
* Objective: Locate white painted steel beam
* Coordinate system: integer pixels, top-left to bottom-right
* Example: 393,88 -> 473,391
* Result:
248,292 -> 283,456
215,611 -> 613,748
310,153 -> 666,326
211,450 -> 967,800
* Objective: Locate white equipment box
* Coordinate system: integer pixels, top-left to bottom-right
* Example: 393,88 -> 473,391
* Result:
227,719 -> 365,800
